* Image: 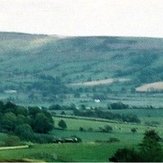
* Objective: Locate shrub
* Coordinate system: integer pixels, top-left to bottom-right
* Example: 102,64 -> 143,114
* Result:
88,127 -> 93,132
32,113 -> 53,133
15,124 -> 34,141
139,130 -> 162,162
131,128 -> 137,134
1,112 -> 17,132
58,120 -> 67,130
144,121 -> 160,127
79,127 -> 85,132
32,134 -> 54,144
99,125 -> 113,133
109,148 -> 141,162
108,137 -> 120,143
4,135 -> 21,146
109,130 -> 163,162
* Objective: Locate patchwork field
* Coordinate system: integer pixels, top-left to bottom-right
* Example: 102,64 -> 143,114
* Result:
136,81 -> 163,92
68,78 -> 130,86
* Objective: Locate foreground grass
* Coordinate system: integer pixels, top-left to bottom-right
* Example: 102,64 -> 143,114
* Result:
0,142 -> 134,162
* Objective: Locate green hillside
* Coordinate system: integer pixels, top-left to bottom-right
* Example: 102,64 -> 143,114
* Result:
0,32 -> 163,106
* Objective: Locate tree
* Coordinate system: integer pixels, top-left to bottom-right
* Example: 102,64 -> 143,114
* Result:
28,106 -> 41,118
99,125 -> 113,133
42,110 -> 54,124
15,106 -> 28,116
4,101 -> 17,113
143,129 -> 161,141
139,130 -> 162,162
110,102 -> 129,110
79,127 -> 85,132
109,130 -> 163,162
131,128 -> 137,134
109,148 -> 141,162
15,124 -> 34,140
32,113 -> 54,133
80,104 -> 86,110
4,135 -> 21,146
16,114 -> 28,126
104,125 -> 113,133
2,112 -> 17,131
58,120 -> 67,130
122,114 -> 140,123
0,101 -> 4,113
49,104 -> 62,110
61,111 -> 66,115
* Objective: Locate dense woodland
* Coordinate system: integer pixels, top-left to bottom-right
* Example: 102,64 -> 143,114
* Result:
0,101 -> 54,143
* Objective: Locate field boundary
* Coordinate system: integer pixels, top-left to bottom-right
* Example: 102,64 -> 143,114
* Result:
53,115 -> 120,124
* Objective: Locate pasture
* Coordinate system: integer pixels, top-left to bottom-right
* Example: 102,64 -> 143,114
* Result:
52,115 -> 163,143
0,109 -> 163,162
0,143 -> 134,162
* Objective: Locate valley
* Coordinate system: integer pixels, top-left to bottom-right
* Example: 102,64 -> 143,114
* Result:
0,32 -> 163,162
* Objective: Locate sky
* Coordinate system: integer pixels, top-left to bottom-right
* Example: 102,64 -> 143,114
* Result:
0,0 -> 163,37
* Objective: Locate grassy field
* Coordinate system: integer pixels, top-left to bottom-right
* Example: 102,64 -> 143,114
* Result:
0,111 -> 163,161
0,143 -> 134,162
52,115 -> 163,143
54,116 -> 146,132
0,114 -> 162,162
52,130 -> 144,144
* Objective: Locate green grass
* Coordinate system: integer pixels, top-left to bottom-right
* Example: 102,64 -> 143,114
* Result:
1,111 -> 163,162
52,116 -> 162,143
54,116 -> 158,131
0,143 -> 134,162
52,130 -> 143,144
54,116 -> 117,130
52,114 -> 163,145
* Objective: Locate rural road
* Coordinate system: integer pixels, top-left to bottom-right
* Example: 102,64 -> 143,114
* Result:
0,145 -> 29,150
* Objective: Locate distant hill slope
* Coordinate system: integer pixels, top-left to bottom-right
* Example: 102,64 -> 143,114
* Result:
0,32 -> 163,105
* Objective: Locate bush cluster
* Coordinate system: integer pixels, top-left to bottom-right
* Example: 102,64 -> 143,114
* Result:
0,101 -> 54,142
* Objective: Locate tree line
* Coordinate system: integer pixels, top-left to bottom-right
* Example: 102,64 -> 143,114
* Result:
48,103 -> 141,123
0,101 -> 54,143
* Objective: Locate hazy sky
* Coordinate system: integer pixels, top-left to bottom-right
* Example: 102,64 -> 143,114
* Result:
0,0 -> 163,37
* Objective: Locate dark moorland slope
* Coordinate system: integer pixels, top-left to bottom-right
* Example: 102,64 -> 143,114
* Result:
0,32 -> 163,105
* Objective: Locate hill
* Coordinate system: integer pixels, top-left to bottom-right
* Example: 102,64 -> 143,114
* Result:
0,32 -> 163,106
